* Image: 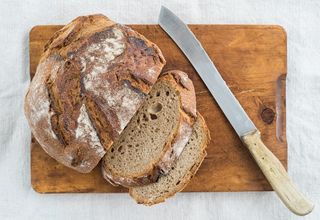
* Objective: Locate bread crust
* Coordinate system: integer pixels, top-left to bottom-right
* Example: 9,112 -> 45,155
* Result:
24,14 -> 165,173
101,70 -> 197,186
129,113 -> 211,205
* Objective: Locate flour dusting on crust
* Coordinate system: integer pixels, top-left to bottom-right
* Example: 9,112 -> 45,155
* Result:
79,160 -> 92,168
112,83 -> 143,130
28,58 -> 62,139
179,74 -> 189,87
80,27 -> 125,74
76,104 -> 105,157
102,165 -> 136,186
85,79 -> 143,133
158,120 -> 193,173
80,27 -> 143,134
172,121 -> 193,157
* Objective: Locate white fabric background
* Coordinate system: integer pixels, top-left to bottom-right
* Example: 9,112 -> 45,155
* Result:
0,0 -> 319,219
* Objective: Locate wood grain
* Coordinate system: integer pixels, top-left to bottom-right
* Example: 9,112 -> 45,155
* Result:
29,24 -> 287,193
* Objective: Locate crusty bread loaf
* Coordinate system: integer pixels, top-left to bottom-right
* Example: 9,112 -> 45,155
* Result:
101,70 -> 197,187
129,113 -> 210,205
24,14 -> 165,173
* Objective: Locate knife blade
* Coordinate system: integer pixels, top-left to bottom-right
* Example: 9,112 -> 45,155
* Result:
159,6 -> 256,137
158,6 -> 313,216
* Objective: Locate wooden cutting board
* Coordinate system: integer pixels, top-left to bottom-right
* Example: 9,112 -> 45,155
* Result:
29,24 -> 287,193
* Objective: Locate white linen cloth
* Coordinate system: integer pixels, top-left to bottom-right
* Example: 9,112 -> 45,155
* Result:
0,0 -> 319,219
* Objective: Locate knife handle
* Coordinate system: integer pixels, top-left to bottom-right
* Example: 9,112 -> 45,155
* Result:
242,130 -> 314,216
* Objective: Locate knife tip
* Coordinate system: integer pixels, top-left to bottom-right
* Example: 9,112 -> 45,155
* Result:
159,5 -> 172,24
158,5 -> 166,24
160,5 -> 167,10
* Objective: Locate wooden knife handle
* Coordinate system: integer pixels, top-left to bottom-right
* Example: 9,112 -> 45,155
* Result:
242,130 -> 314,216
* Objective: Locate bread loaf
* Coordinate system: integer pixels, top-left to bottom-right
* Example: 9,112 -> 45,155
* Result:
129,113 -> 210,205
24,14 -> 165,173
101,70 -> 197,187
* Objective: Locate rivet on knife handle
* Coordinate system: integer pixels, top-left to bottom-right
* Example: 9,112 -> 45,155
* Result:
242,130 -> 314,216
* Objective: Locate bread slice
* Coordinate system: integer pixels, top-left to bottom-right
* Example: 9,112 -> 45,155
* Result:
24,14 -> 165,173
129,113 -> 210,205
101,70 -> 197,187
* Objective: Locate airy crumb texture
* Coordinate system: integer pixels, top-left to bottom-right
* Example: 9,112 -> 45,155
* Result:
102,80 -> 181,185
102,70 -> 197,187
129,113 -> 210,205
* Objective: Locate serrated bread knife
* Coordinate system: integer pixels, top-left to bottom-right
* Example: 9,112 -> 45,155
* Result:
158,6 -> 313,216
